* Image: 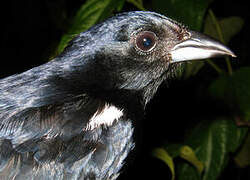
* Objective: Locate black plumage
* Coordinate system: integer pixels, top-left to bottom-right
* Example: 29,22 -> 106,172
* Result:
0,11 -> 235,179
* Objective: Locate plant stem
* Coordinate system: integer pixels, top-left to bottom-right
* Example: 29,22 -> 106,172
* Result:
127,0 -> 146,11
208,9 -> 233,76
207,59 -> 223,74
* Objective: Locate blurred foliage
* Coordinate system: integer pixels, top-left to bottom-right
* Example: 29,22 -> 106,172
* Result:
210,67 -> 250,122
177,118 -> 247,180
204,16 -> 244,44
235,133 -> 250,168
45,0 -> 249,179
56,0 -> 126,56
152,0 -> 213,31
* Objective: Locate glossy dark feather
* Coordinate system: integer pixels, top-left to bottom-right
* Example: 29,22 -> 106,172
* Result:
0,11 -> 235,179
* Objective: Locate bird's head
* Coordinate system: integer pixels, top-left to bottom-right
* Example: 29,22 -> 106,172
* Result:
56,11 -> 235,106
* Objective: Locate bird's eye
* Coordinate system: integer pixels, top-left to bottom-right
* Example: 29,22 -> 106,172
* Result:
135,31 -> 157,52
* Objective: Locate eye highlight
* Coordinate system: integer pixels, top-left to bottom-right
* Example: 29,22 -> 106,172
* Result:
135,31 -> 157,52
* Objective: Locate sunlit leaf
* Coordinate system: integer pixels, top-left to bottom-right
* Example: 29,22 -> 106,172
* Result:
154,145 -> 204,179
180,146 -> 204,175
153,148 -> 175,180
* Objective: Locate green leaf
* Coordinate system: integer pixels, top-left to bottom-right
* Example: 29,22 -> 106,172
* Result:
177,118 -> 247,180
154,145 -> 204,180
231,68 -> 250,121
165,144 -> 204,174
235,132 -> 250,168
204,16 -> 244,44
180,146 -> 204,175
152,0 -> 213,31
209,67 -> 250,121
56,0 -> 125,55
153,148 -> 175,180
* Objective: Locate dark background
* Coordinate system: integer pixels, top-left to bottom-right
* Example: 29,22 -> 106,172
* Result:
1,0 -> 250,179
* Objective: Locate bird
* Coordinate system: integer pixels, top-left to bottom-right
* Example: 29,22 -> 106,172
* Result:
0,11 -> 235,180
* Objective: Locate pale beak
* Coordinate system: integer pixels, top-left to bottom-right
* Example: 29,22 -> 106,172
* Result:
170,30 -> 236,63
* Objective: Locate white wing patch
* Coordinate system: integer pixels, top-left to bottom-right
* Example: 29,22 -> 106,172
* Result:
85,104 -> 124,130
